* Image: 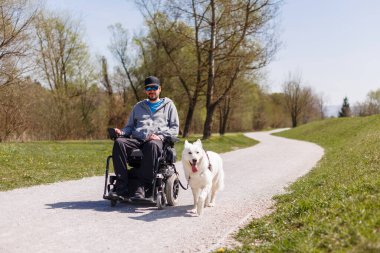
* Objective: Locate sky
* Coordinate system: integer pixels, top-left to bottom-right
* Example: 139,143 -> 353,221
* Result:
45,0 -> 380,106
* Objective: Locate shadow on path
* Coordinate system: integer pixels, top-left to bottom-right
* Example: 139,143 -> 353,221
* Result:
46,200 -> 194,221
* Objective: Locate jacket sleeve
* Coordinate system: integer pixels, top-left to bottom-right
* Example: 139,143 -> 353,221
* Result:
121,108 -> 135,137
157,101 -> 179,140
168,102 -> 180,137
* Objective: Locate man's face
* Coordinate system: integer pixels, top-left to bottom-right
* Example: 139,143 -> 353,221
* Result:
145,84 -> 161,101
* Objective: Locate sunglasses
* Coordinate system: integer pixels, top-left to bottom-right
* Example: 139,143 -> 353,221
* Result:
145,85 -> 159,91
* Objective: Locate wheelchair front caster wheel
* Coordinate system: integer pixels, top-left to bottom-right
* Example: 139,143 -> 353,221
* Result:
156,192 -> 166,210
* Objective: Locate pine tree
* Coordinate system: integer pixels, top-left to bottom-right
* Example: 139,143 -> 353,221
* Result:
339,97 -> 351,117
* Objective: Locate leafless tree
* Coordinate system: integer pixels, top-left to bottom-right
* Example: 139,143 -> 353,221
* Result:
0,0 -> 39,88
108,23 -> 141,102
34,12 -> 87,93
34,11 -> 96,138
282,73 -> 313,127
315,92 -> 327,119
100,56 -> 125,127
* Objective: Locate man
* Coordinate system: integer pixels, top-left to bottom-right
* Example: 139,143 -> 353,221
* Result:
111,76 -> 179,199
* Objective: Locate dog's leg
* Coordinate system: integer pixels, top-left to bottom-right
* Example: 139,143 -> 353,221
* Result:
197,188 -> 209,215
197,188 -> 207,215
209,187 -> 217,207
204,187 -> 212,207
190,188 -> 201,214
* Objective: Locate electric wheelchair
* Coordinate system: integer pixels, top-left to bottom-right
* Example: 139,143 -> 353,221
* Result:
103,128 -> 180,209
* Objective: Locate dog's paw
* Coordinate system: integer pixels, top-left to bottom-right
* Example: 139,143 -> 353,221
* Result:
207,202 -> 215,207
189,208 -> 197,214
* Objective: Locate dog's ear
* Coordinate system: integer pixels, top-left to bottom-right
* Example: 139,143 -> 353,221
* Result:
184,140 -> 189,148
195,139 -> 203,148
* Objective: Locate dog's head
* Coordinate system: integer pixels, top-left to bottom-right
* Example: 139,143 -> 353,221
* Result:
182,139 -> 204,173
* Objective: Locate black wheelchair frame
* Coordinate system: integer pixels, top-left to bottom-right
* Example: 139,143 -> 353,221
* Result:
103,130 -> 180,209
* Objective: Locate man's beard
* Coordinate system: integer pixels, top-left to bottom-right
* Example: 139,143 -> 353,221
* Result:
148,93 -> 158,101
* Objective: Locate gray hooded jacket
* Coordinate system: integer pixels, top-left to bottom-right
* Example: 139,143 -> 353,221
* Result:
121,98 -> 179,141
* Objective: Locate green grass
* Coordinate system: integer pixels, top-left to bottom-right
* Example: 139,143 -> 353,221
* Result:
229,115 -> 380,252
0,133 -> 257,191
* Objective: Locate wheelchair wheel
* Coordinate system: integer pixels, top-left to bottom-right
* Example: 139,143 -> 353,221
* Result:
165,174 -> 180,206
156,192 -> 166,210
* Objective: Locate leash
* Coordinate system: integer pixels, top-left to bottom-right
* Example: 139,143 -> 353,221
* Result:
178,174 -> 190,190
174,166 -> 190,190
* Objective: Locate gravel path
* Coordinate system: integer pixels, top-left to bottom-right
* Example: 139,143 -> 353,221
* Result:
0,129 -> 324,253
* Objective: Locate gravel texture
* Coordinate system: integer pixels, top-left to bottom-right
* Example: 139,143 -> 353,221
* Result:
0,129 -> 324,253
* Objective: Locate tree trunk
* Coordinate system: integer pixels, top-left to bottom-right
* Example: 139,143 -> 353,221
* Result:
291,112 -> 298,127
219,97 -> 231,135
182,95 -> 198,138
203,0 -> 216,140
203,104 -> 216,139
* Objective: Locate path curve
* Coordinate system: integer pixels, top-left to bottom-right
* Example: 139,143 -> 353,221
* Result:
0,129 -> 324,253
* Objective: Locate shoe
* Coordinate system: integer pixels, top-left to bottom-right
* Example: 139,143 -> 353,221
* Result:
133,186 -> 145,199
108,189 -> 119,199
109,189 -> 128,199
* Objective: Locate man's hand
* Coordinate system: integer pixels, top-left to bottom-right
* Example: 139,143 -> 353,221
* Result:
114,128 -> 122,135
148,134 -> 161,141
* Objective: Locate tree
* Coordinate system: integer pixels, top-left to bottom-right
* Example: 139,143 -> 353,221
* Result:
136,4 -> 203,137
0,0 -> 40,141
108,23 -> 141,102
100,56 -> 115,126
367,89 -> 380,107
353,89 -> 380,116
338,96 -> 351,117
218,78 -> 264,134
99,56 -> 128,128
34,12 -> 96,139
315,93 -> 327,119
138,0 -> 279,139
263,92 -> 290,129
0,0 -> 38,88
282,73 -> 313,127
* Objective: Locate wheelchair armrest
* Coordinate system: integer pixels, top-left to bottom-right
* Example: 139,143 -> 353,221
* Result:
107,128 -> 119,140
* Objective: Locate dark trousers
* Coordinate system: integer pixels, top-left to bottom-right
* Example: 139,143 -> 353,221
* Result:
112,138 -> 163,194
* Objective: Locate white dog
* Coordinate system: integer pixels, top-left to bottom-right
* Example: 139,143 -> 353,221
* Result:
182,139 -> 224,215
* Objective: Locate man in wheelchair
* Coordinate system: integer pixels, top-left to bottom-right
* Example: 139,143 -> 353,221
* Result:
109,76 -> 179,200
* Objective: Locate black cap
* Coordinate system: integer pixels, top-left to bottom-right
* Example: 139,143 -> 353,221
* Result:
144,76 -> 160,86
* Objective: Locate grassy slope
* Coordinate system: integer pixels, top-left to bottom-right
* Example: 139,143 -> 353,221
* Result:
232,115 -> 380,253
0,133 -> 257,191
